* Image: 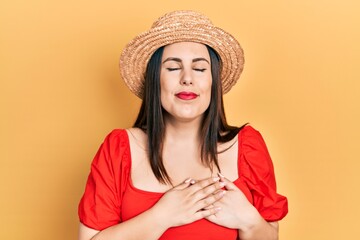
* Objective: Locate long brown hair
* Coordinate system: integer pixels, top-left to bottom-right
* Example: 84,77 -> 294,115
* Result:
133,45 -> 246,184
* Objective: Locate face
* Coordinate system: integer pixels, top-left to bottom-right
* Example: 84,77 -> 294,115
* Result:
160,42 -> 212,123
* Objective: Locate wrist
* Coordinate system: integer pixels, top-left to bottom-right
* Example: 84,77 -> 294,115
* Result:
237,205 -> 263,232
148,204 -> 172,230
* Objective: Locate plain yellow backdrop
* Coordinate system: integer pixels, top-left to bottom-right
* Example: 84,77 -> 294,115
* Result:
1,0 -> 359,239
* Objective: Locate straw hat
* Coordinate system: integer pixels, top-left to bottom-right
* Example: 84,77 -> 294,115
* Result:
119,10 -> 244,99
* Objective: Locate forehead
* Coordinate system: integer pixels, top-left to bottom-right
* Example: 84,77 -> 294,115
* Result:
162,42 -> 210,60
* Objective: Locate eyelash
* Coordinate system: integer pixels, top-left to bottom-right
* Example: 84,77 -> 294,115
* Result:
166,68 -> 206,72
167,68 -> 180,71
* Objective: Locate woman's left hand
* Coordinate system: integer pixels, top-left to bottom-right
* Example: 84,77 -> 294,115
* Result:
205,174 -> 260,230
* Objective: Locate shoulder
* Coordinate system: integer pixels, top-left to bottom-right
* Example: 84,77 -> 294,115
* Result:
125,127 -> 147,149
98,129 -> 131,149
238,125 -> 268,151
238,125 -> 274,177
125,127 -> 147,140
102,127 -> 147,155
125,127 -> 148,164
105,128 -> 128,141
91,129 -> 130,167
239,125 -> 262,139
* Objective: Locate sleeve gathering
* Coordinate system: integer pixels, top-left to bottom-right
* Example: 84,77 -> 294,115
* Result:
239,126 -> 288,221
78,129 -> 130,230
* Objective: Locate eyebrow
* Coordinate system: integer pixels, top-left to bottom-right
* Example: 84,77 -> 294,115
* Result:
162,57 -> 210,64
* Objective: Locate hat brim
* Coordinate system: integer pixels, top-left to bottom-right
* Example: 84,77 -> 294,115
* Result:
120,23 -> 244,99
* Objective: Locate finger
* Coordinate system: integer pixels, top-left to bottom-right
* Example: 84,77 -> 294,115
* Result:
217,172 -> 226,181
205,212 -> 218,222
200,180 -> 226,196
217,173 -> 238,191
190,180 -> 225,202
188,177 -> 220,193
173,178 -> 193,190
202,188 -> 225,210
212,189 -> 225,196
203,204 -> 214,210
193,206 -> 221,221
196,190 -> 226,209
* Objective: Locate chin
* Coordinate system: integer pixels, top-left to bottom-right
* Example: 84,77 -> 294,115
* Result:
169,111 -> 205,122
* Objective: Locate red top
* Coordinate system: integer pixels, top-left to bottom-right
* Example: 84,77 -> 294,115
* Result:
78,126 -> 288,239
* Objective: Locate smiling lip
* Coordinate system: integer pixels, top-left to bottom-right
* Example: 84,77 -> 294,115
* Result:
175,91 -> 199,100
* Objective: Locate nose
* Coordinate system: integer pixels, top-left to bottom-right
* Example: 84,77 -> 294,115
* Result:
180,68 -> 192,85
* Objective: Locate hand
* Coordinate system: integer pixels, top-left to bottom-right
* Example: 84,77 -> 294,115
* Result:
151,177 -> 226,229
205,174 -> 259,230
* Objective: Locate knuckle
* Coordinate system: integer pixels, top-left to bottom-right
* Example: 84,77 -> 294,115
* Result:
200,177 -> 216,188
202,198 -> 210,206
192,182 -> 208,193
206,185 -> 217,196
200,187 -> 211,195
198,180 -> 208,188
217,181 -> 226,188
202,211 -> 210,218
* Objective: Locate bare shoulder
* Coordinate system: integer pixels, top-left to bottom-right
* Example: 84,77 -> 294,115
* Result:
125,127 -> 148,169
126,127 -> 147,145
125,128 -> 163,191
217,131 -> 239,152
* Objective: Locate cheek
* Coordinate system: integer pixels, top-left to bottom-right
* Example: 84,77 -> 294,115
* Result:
199,76 -> 213,95
160,72 -> 176,93
160,79 -> 175,108
199,78 -> 212,108
160,82 -> 175,99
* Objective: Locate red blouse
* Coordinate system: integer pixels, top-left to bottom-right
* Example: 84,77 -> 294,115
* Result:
78,126 -> 288,239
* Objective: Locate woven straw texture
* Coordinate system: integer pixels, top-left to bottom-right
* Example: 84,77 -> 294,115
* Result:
120,10 -> 244,99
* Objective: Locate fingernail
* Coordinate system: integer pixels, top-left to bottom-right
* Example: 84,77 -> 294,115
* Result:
184,178 -> 192,183
219,190 -> 226,196
217,172 -> 225,178
190,179 -> 196,184
219,182 -> 226,187
213,177 -> 220,182
215,207 -> 222,211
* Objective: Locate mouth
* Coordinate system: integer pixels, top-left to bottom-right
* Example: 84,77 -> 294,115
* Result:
175,91 -> 199,100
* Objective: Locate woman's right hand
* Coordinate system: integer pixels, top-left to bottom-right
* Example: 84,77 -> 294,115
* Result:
78,177 -> 226,240
150,177 -> 226,229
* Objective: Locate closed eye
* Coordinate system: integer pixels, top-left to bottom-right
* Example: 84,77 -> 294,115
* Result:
167,68 -> 181,71
194,68 -> 206,72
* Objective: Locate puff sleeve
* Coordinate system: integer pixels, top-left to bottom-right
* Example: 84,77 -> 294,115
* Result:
78,129 -> 130,230
239,126 -> 288,221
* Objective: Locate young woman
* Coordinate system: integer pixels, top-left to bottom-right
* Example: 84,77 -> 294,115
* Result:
78,10 -> 288,240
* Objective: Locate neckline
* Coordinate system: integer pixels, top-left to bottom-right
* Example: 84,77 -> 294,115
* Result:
124,129 -> 243,195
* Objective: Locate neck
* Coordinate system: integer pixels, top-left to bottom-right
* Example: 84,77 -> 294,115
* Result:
162,115 -> 204,168
163,115 -> 203,144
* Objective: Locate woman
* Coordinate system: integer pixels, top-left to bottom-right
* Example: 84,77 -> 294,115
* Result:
78,10 -> 288,240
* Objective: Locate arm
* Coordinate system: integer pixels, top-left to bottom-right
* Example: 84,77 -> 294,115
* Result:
206,175 -> 280,240
79,177 -> 226,240
79,206 -> 170,240
237,213 -> 279,240
235,126 -> 287,239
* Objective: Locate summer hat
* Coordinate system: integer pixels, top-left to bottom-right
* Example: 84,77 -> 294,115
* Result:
119,10 -> 244,99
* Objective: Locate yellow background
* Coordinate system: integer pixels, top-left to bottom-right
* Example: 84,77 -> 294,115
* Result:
1,0 -> 359,239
